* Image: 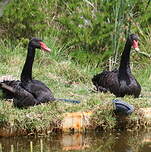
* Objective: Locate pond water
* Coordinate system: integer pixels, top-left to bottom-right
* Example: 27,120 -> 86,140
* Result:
0,130 -> 151,152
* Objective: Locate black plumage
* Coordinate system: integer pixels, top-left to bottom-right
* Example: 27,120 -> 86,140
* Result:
0,38 -> 80,108
0,38 -> 55,108
92,34 -> 141,98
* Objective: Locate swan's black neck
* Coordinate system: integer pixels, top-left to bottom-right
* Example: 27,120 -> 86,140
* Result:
21,45 -> 35,82
119,39 -> 132,75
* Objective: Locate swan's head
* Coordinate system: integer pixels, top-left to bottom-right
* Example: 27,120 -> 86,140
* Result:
129,34 -> 139,51
29,38 -> 51,52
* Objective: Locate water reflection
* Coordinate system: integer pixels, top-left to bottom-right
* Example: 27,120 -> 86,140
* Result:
0,130 -> 151,152
140,132 -> 151,152
62,133 -> 89,151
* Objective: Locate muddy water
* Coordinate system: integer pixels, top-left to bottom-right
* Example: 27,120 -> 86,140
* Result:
0,130 -> 151,152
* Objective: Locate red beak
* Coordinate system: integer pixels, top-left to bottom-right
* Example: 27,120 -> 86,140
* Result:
39,42 -> 51,52
132,40 -> 139,51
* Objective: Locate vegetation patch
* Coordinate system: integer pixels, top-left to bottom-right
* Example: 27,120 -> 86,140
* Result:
0,0 -> 151,136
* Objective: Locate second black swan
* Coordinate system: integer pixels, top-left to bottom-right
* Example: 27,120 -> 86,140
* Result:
0,38 -> 80,108
92,34 -> 141,98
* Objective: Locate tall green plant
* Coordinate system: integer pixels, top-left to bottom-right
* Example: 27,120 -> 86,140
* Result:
56,0 -> 151,66
57,0 -> 113,53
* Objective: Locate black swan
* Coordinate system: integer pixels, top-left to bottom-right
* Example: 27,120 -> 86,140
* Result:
92,34 -> 141,98
0,38 -> 80,108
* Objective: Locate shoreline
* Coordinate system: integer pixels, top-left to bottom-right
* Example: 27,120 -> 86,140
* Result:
0,108 -> 151,137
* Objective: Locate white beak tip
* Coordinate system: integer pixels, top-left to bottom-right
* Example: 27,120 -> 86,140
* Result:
134,48 -> 140,51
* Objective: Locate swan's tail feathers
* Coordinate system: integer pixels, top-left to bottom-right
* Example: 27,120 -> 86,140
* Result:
0,83 -> 16,94
0,75 -> 18,91
0,82 -> 17,99
55,98 -> 80,104
0,76 -> 20,99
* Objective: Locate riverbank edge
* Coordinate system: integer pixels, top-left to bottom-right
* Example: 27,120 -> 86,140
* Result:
0,108 -> 151,137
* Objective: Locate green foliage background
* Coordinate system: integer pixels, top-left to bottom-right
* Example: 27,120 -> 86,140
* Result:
0,0 -> 151,67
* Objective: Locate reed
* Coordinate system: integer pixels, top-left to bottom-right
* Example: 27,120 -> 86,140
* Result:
40,139 -> 43,152
0,143 -> 2,152
30,141 -> 33,152
11,145 -> 14,152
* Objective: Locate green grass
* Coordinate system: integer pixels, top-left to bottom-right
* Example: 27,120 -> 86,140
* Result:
0,38 -> 151,134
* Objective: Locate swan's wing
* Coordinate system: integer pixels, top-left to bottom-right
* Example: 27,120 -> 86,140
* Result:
92,70 -> 119,90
